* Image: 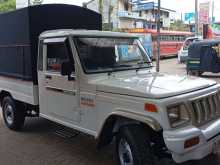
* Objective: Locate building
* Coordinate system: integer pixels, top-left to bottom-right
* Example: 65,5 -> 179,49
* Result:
16,0 -> 43,9
134,1 -> 176,29
16,0 -> 29,8
84,0 -> 175,30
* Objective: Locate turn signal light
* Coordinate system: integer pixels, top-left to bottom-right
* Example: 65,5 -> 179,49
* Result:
145,103 -> 158,113
184,137 -> 200,149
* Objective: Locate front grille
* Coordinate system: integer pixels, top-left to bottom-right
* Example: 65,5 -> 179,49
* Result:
190,92 -> 220,125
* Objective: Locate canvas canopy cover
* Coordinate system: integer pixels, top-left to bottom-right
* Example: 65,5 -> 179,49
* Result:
0,4 -> 102,84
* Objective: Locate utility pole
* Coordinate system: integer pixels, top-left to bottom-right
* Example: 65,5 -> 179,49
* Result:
212,0 -> 214,23
108,0 -> 112,31
28,0 -> 31,6
195,0 -> 199,36
156,0 -> 161,72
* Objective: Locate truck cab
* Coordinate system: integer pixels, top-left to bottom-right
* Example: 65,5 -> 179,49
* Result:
2,29 -> 220,165
37,30 -> 152,136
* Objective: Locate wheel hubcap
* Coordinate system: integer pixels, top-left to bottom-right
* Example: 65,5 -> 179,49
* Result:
4,104 -> 14,125
118,139 -> 134,165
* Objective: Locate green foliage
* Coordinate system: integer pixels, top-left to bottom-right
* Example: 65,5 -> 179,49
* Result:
98,0 -> 103,13
0,0 -> 16,13
170,20 -> 188,31
102,23 -> 112,31
112,28 -> 123,32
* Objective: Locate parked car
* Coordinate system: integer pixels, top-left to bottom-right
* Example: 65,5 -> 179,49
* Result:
178,36 -> 202,63
187,39 -> 220,76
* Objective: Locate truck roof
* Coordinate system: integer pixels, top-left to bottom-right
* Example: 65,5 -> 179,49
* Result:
40,29 -> 139,39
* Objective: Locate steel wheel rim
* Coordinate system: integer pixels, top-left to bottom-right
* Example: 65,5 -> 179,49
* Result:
4,104 -> 14,125
118,139 -> 134,165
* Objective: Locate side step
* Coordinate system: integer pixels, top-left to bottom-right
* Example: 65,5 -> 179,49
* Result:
53,125 -> 79,139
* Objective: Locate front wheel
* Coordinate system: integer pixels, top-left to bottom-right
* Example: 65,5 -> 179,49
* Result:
2,96 -> 25,131
116,125 -> 156,165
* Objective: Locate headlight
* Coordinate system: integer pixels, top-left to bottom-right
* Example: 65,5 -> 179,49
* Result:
167,104 -> 190,128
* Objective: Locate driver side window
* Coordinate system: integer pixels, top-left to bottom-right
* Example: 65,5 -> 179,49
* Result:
46,41 -> 75,73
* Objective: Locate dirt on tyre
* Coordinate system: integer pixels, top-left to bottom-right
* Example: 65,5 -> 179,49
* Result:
116,124 -> 157,165
2,96 -> 25,131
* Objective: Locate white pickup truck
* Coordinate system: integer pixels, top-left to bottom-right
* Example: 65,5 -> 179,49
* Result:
1,29 -> 220,165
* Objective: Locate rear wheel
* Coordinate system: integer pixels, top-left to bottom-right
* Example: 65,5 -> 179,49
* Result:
116,125 -> 156,165
188,70 -> 203,76
2,96 -> 25,131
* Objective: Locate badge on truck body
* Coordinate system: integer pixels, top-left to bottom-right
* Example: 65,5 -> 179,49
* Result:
80,93 -> 96,108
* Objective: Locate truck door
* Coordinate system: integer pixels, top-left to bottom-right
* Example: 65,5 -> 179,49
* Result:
38,37 -> 80,124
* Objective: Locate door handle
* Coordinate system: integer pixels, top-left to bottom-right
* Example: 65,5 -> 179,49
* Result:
45,75 -> 52,80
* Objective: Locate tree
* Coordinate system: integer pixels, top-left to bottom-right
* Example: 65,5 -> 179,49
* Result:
0,0 -> 16,13
170,20 -> 189,31
98,0 -> 103,13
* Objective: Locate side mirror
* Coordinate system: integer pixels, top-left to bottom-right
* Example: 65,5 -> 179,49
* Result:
61,61 -> 72,76
61,62 -> 75,81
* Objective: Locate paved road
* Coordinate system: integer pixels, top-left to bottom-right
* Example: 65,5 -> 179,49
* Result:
159,58 -> 220,83
1,58 -> 220,165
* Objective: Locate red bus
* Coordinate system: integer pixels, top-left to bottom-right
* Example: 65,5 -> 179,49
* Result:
129,28 -> 193,58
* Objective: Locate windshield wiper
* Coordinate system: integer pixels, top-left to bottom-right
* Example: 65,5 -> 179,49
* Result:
114,64 -> 133,68
107,65 -> 132,76
137,61 -> 152,65
106,62 -> 152,76
136,61 -> 153,72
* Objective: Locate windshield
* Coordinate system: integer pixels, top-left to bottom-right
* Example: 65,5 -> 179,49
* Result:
75,37 -> 152,74
183,38 -> 199,50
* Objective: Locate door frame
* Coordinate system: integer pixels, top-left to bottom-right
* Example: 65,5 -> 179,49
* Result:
39,36 -> 81,120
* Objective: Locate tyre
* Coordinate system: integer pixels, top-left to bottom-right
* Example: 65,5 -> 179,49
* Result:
2,96 -> 25,131
188,70 -> 195,76
198,71 -> 204,76
116,124 -> 156,165
188,70 -> 203,77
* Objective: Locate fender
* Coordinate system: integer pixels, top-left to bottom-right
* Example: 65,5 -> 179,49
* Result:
96,109 -> 162,139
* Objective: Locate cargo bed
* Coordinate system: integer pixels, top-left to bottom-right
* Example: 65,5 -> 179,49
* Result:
0,76 -> 38,105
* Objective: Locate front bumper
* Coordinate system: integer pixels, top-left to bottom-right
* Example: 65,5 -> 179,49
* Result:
178,51 -> 188,63
163,119 -> 220,163
179,55 -> 188,63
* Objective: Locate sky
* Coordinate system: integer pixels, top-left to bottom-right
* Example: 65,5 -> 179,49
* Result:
42,0 -> 220,21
